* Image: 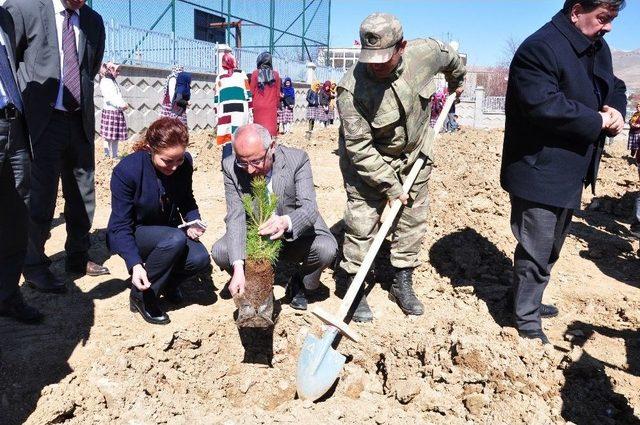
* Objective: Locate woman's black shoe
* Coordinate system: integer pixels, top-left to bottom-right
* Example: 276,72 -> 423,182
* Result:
130,295 -> 170,325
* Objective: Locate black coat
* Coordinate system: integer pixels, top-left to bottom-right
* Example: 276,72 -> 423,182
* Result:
107,151 -> 200,271
500,12 -> 627,209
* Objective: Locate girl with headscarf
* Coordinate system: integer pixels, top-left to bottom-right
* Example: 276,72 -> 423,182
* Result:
99,62 -> 128,159
214,52 -> 253,159
629,102 -> 640,176
429,89 -> 447,128
278,77 -> 295,134
249,52 -> 281,137
160,65 -> 190,127
329,81 -> 337,125
305,81 -> 320,138
317,80 -> 334,127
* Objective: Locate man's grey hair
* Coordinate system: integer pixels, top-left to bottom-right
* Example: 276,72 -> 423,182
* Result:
562,0 -> 625,14
232,123 -> 273,150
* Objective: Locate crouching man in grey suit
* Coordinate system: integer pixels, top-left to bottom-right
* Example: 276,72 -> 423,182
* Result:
211,123 -> 337,310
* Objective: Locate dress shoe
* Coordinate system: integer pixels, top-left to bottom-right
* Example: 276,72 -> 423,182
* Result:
345,275 -> 373,323
540,304 -> 559,318
24,269 -> 67,294
505,291 -> 559,320
66,260 -> 110,277
285,274 -> 307,310
518,329 -> 550,344
0,292 -> 43,324
389,268 -> 424,316
130,294 -> 170,325
163,286 -> 184,304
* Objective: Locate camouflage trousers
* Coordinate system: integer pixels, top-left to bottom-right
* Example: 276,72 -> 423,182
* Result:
339,157 -> 432,275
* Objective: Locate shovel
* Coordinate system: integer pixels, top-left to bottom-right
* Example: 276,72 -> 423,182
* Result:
296,93 -> 459,401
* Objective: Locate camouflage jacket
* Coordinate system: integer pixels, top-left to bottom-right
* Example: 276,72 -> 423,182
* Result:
337,38 -> 466,199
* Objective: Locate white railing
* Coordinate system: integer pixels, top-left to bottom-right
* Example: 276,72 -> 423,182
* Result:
483,96 -> 506,112
105,21 -> 344,81
105,21 -> 218,73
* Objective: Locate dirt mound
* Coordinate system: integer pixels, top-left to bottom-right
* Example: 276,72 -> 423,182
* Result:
2,125 -> 639,425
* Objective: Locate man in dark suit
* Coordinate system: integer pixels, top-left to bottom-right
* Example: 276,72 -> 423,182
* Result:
501,0 -> 627,343
0,6 -> 42,323
5,0 -> 108,293
211,123 -> 338,311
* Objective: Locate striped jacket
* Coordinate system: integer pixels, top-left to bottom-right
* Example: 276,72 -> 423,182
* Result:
214,70 -> 253,145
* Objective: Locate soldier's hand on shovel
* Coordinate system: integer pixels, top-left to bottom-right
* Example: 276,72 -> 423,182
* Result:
389,193 -> 409,206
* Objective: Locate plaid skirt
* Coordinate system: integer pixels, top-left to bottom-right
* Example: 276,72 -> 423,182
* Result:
629,131 -> 640,151
316,106 -> 333,123
306,105 -> 319,120
160,102 -> 188,127
100,109 -> 128,141
278,107 -> 294,124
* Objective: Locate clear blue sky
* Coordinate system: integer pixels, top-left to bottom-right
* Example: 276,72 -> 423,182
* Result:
329,0 -> 639,66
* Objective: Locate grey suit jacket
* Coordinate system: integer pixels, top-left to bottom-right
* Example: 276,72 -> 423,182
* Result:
0,6 -> 29,154
222,144 -> 331,264
5,0 -> 105,144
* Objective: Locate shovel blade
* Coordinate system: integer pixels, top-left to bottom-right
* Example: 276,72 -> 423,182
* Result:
296,332 -> 345,401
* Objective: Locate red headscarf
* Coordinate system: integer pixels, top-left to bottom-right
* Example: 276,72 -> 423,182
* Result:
322,80 -> 332,93
222,53 -> 237,77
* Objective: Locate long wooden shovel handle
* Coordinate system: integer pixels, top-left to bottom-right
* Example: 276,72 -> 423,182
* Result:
336,93 -> 458,320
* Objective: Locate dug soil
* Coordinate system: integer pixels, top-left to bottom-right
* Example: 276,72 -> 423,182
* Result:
1,125 -> 639,424
244,259 -> 275,309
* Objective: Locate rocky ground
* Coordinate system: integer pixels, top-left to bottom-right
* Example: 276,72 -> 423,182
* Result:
1,124 -> 639,425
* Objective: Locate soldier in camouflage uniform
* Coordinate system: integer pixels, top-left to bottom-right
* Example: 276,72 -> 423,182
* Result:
337,13 -> 466,322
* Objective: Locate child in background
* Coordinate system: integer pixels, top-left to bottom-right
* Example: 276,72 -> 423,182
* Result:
99,62 -> 128,159
305,81 -> 320,139
278,77 -> 295,134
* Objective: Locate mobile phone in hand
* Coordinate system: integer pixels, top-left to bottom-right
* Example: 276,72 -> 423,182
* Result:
178,219 -> 207,230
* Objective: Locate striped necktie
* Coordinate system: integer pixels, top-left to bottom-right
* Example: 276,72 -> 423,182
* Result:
62,9 -> 81,111
0,43 -> 22,112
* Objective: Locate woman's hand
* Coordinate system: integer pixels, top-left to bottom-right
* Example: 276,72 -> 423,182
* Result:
186,225 -> 205,241
131,264 -> 152,291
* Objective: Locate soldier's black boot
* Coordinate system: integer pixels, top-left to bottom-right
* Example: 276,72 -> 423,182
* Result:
389,268 -> 424,315
346,274 -> 373,323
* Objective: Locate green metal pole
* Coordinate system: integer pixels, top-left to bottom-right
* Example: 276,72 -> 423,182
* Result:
128,0 -> 132,26
87,0 -> 92,7
171,0 -> 176,64
302,0 -> 306,61
226,0 -> 231,45
326,0 -> 331,66
269,0 -> 275,54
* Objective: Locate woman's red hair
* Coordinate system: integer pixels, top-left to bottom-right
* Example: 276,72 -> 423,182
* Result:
132,117 -> 189,152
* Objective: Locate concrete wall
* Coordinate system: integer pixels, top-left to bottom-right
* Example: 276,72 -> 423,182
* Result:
93,65 -> 315,137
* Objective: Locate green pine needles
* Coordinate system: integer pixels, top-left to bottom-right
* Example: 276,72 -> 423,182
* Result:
242,176 -> 282,264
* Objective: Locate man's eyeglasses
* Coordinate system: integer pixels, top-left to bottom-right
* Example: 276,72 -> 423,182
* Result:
235,149 -> 270,169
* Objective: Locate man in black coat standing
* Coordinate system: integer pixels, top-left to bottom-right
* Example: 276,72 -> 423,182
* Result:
0,6 -> 42,323
501,0 -> 627,344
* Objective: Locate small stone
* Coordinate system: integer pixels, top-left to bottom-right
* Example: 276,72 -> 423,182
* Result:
464,393 -> 488,415
395,377 -> 422,404
278,380 -> 289,391
239,377 -> 254,394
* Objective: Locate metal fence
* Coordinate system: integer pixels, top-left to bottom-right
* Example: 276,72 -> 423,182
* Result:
104,22 -> 344,82
483,96 -> 506,113
90,0 -> 331,63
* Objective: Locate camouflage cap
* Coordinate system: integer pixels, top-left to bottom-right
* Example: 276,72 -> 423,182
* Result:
358,13 -> 403,64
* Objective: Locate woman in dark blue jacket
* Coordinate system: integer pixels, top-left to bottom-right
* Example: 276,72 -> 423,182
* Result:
107,117 -> 211,325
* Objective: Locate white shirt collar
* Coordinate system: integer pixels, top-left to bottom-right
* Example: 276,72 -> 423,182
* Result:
53,0 -> 81,16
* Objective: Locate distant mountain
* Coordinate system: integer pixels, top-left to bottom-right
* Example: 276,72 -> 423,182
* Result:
612,48 -> 640,94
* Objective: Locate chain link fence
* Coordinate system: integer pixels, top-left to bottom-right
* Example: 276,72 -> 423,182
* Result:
93,0 -> 334,76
